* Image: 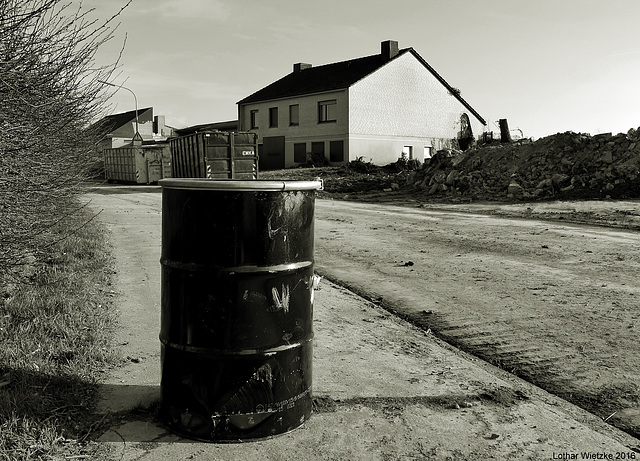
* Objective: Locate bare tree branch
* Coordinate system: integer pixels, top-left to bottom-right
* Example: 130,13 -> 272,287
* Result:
0,0 -> 130,278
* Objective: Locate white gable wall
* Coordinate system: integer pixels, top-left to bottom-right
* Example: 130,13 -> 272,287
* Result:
348,52 -> 485,164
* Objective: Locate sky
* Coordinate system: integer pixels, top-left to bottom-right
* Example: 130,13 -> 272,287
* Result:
81,0 -> 640,139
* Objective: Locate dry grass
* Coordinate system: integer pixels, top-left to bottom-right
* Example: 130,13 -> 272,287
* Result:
0,200 -> 120,460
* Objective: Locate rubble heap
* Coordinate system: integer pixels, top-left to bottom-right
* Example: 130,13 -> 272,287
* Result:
407,128 -> 640,201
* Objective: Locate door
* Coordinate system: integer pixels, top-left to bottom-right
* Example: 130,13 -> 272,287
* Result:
261,136 -> 285,170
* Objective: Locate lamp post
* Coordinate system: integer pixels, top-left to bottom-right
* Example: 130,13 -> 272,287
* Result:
98,80 -> 141,143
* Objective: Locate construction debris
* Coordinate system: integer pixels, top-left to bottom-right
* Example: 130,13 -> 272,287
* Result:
407,128 -> 640,201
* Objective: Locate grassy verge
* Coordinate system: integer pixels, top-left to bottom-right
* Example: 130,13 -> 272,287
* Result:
0,200 -> 120,460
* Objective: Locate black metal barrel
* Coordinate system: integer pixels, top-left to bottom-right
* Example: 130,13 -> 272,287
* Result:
158,179 -> 322,441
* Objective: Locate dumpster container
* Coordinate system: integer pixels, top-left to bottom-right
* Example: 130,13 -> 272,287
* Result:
159,179 -> 322,441
144,144 -> 172,183
104,146 -> 147,184
103,143 -> 171,184
170,131 -> 258,179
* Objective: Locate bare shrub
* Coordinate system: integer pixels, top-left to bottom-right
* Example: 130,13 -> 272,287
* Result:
0,0 -> 129,278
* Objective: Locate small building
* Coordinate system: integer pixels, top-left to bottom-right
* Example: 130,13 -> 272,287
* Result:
90,107 -> 176,153
237,40 -> 486,170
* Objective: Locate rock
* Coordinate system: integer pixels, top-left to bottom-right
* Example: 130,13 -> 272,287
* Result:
537,178 -> 553,189
507,181 -> 525,198
445,170 -> 459,186
601,151 -> 614,163
551,173 -> 570,188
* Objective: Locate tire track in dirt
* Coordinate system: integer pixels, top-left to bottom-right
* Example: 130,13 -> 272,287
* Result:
314,199 -> 640,439
416,312 -> 575,393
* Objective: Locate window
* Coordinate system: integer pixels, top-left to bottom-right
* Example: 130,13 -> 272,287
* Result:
250,110 -> 258,129
330,140 -> 344,162
402,146 -> 413,160
294,143 -> 307,163
318,100 -> 337,123
269,107 -> 278,128
424,146 -> 432,160
311,142 -> 325,160
289,104 -> 299,126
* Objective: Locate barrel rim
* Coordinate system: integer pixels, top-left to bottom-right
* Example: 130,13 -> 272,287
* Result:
159,178 -> 323,191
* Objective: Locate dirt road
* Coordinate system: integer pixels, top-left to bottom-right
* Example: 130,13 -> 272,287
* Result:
87,186 -> 163,414
314,199 -> 640,437
82,184 -> 640,458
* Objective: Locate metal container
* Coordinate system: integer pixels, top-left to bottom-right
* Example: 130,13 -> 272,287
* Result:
170,131 -> 258,180
103,144 -> 172,184
159,179 -> 322,441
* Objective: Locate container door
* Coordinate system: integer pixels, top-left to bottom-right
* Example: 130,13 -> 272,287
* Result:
232,132 -> 258,179
135,148 -> 149,184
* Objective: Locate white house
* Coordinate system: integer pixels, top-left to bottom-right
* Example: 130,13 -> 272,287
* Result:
90,107 -> 175,153
237,40 -> 486,170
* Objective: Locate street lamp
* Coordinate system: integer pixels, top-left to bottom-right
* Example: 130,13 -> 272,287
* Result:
98,80 -> 141,142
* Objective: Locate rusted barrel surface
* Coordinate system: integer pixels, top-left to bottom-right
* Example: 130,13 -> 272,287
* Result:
158,179 -> 322,441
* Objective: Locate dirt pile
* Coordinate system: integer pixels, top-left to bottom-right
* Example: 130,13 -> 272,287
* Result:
262,159 -> 413,196
407,128 -> 640,201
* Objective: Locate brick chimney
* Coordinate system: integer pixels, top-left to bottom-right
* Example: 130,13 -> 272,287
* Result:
381,40 -> 399,60
293,63 -> 313,72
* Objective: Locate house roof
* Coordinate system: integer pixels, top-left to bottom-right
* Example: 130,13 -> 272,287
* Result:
237,50 -> 411,105
88,107 -> 154,138
174,120 -> 239,137
237,47 -> 486,126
